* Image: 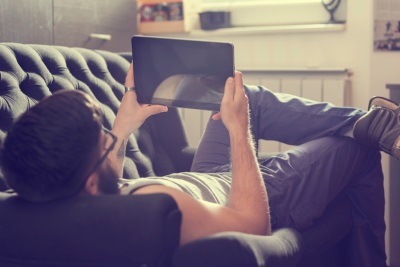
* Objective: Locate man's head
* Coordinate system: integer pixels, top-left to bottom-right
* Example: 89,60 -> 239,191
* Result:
0,90 -> 119,202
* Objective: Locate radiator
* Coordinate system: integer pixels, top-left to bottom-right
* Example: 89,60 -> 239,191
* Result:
179,68 -> 351,154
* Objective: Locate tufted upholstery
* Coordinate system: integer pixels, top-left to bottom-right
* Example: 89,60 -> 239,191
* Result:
0,43 -> 193,189
0,43 -> 191,267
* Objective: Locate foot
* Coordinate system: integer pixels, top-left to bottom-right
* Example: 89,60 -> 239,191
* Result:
353,96 -> 400,159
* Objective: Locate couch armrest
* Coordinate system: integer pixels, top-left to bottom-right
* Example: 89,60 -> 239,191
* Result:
179,146 -> 196,171
0,192 -> 181,267
173,228 -> 303,267
118,52 -> 132,63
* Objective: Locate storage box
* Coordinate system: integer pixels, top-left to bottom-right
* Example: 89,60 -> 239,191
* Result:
138,0 -> 187,34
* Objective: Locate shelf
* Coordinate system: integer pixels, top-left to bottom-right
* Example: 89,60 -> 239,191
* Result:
139,21 -> 186,34
170,23 -> 346,37
239,67 -> 351,75
139,0 -> 181,3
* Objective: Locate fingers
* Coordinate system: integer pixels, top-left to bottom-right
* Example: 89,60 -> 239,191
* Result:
223,71 -> 244,101
125,63 -> 134,87
234,71 -> 245,99
212,112 -> 221,120
223,77 -> 235,102
142,104 -> 168,117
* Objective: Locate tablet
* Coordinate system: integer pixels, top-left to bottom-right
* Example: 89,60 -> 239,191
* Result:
131,35 -> 235,111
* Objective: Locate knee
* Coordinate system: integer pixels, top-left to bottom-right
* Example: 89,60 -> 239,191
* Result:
244,85 -> 275,107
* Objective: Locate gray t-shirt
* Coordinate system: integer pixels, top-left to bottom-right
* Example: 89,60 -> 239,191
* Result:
119,172 -> 232,205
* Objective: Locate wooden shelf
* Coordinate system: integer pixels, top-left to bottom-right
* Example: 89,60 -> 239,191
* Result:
138,20 -> 186,34
139,0 -> 181,3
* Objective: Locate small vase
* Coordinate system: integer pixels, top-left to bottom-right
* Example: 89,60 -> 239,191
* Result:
321,0 -> 342,24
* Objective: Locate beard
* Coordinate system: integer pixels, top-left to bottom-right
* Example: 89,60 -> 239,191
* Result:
97,163 -> 120,195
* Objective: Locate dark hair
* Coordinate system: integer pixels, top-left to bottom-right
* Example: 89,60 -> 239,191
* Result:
0,90 -> 103,202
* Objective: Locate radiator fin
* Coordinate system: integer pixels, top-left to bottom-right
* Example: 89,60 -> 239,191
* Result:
179,70 -> 350,154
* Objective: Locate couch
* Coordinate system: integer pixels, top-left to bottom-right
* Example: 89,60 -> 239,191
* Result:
0,43 -> 353,267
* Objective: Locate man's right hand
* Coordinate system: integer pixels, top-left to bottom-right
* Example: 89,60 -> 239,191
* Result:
133,71 -> 270,246
212,71 -> 250,134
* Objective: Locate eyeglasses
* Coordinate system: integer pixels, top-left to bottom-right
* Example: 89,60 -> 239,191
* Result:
88,127 -> 118,175
76,127 -> 117,193
87,127 -> 117,176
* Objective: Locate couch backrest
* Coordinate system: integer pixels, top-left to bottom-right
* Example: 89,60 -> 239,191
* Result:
0,43 -> 191,189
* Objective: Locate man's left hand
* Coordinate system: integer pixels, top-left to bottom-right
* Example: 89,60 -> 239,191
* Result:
113,63 -> 168,139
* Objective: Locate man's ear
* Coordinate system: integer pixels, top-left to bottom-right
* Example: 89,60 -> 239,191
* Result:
82,174 -> 100,195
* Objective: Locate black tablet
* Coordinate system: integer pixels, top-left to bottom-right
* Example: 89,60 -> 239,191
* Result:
131,35 -> 235,111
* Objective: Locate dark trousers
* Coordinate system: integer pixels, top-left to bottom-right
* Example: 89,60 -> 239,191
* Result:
191,85 -> 387,267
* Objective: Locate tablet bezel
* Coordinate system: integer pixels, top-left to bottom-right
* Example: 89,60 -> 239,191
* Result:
131,35 -> 235,111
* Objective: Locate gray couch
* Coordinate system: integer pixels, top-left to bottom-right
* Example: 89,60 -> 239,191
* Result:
0,43 -> 352,267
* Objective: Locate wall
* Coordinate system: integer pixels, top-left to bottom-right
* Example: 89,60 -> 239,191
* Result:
185,2 -> 373,108
0,0 -> 137,52
178,0 -> 399,265
0,0 -> 53,44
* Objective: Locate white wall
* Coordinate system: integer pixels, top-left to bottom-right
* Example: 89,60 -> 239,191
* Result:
187,2 -> 374,108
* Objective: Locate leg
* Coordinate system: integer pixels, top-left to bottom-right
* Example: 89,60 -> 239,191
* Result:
245,85 -> 366,145
192,85 -> 365,173
191,115 -> 231,172
262,136 -> 386,267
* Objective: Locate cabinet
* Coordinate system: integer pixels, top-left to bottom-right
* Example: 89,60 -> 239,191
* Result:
386,84 -> 400,267
0,0 -> 138,52
0,0 -> 53,44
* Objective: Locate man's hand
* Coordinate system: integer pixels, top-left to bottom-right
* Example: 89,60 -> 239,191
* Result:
113,63 -> 168,139
212,71 -> 249,134
109,63 -> 167,177
133,72 -> 270,245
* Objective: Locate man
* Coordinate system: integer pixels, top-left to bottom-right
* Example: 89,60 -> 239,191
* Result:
0,64 -> 398,267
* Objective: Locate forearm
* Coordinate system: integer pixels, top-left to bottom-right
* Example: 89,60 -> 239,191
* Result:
106,63 -> 167,178
108,128 -> 129,178
228,126 -> 271,235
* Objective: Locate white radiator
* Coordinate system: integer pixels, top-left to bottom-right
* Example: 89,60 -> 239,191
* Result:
180,68 -> 351,154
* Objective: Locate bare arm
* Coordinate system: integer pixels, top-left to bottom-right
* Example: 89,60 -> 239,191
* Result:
135,71 -> 270,245
108,63 -> 168,177
219,73 -> 270,236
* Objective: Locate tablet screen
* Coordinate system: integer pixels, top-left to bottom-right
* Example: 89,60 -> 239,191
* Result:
131,36 -> 235,111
